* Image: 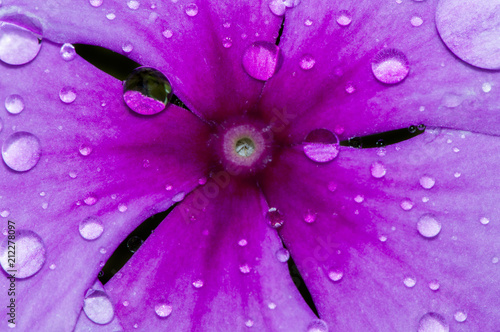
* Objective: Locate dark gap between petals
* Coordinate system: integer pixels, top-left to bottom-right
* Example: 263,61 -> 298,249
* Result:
339,124 -> 426,148
287,253 -> 320,318
98,205 -> 177,284
275,16 -> 285,46
74,44 -> 188,110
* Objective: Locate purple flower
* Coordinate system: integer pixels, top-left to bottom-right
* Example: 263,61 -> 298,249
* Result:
0,0 -> 499,331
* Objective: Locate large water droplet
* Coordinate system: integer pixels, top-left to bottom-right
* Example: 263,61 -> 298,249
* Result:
60,43 -> 76,61
123,67 -> 172,115
83,289 -> 114,324
370,161 -> 386,178
267,207 -> 284,228
79,216 -> 104,240
269,0 -> 286,16
454,311 -> 467,323
2,132 -> 41,172
59,86 -> 77,103
303,129 -> 339,163
242,41 -> 281,81
185,3 -> 199,17
127,236 -> 143,253
336,10 -> 352,26
417,214 -> 441,238
299,54 -> 315,70
0,230 -> 46,278
5,94 -> 25,114
418,312 -> 449,332
276,248 -> 290,262
419,175 -> 435,189
371,48 -> 409,84
0,22 -> 41,65
307,319 -> 329,332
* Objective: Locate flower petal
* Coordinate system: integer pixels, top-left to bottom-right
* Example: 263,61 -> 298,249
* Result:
105,177 -> 317,331
0,41 -> 210,330
3,0 -> 283,120
261,129 -> 500,330
259,0 -> 500,143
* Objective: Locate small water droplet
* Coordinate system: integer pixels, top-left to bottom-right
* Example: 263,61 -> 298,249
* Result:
371,48 -> 409,84
267,207 -> 284,228
118,203 -> 128,212
482,82 -> 492,93
165,184 -> 173,191
307,319 -> 329,332
418,312 -> 449,332
122,300 -> 129,307
299,54 -> 316,70
1,210 -> 10,218
454,311 -> 467,323
379,235 -> 388,242
83,289 -> 114,324
327,270 -> 343,282
59,86 -> 77,103
400,199 -> 414,211
192,279 -> 204,288
106,13 -> 116,20
79,144 -> 92,156
222,36 -> 232,48
162,29 -> 173,39
268,302 -> 276,310
480,217 -> 490,225
242,41 -> 281,81
127,236 -> 143,253
238,239 -> 248,247
2,132 -> 41,172
304,19 -> 313,26
336,10 -> 352,26
122,42 -> 133,53
303,129 -> 339,163
123,67 -> 172,115
83,196 -> 96,206
79,216 -> 104,240
223,22 -> 231,28
245,319 -> 254,327
327,181 -> 337,192
269,0 -> 286,16
411,16 -> 423,27
0,230 -> 46,278
0,22 -> 42,65
99,247 -> 107,254
403,276 -> 416,288
453,171 -> 461,178
417,214 -> 441,238
419,176 -> 435,189
127,0 -> 139,9
345,82 -> 355,94
492,256 -> 499,264
89,0 -> 103,7
275,248 -> 290,262
239,264 -> 251,274
69,171 -> 77,178
49,263 -> 56,270
5,94 -> 25,114
172,192 -> 185,202
185,3 -> 199,17
303,210 -> 317,223
59,43 -> 76,61
429,280 -> 440,291
370,161 -> 386,178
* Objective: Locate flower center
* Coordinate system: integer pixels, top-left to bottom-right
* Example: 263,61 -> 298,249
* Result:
235,137 -> 255,157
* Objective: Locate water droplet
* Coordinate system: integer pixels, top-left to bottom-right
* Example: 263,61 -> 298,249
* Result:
222,37 -> 232,48
106,13 -> 116,20
411,16 -> 423,27
245,319 -> 254,327
304,19 -> 313,26
127,236 -> 143,253
371,48 -> 409,84
123,67 -> 172,115
276,248 -> 290,262
419,175 -> 435,189
165,184 -> 173,191
269,0 -> 286,16
122,42 -> 133,53
58,43 -> 77,62
239,264 -> 251,274
400,199 -> 414,211
492,257 -> 499,264
379,235 -> 387,242
83,289 -> 114,324
79,144 -> 92,156
172,192 -> 185,202
0,210 -> 10,218
242,41 -> 281,81
353,195 -> 363,203
127,0 -> 139,9
453,171 -> 461,178
122,300 -> 129,307
223,22 -> 231,28
303,129 -> 339,163
0,22 -> 41,65
307,319 -> 329,332
2,132 -> 41,172
454,311 -> 467,323
417,214 -> 441,238
299,54 -> 315,70
5,94 -> 25,114
480,217 -> 490,225
336,10 -> 352,26
185,3 -> 198,17
303,210 -> 317,223
99,247 -> 107,254
370,161 -> 386,178
89,0 -> 103,7
422,196 -> 430,203
429,280 -> 440,291
268,302 -> 277,310
345,82 -> 355,94
238,239 -> 248,247
79,216 -> 104,240
118,203 -> 128,212
327,270 -> 343,282
283,0 -> 300,7
0,230 -> 46,278
49,263 -> 56,270
482,82 -> 492,93
59,86 -> 77,103
192,279 -> 204,288
403,276 -> 416,288
267,207 -> 284,228
162,29 -> 173,39
418,312 -> 449,332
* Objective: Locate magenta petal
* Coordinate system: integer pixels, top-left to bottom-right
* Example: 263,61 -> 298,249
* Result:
5,0 -> 283,121
261,129 -> 500,330
259,0 -> 500,143
106,178 -> 316,331
0,41 -> 210,330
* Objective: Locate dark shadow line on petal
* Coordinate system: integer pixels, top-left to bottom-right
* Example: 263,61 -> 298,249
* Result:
339,124 -> 426,148
275,16 -> 285,46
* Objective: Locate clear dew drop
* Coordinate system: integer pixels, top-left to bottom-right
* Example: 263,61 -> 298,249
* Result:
454,311 -> 467,323
371,48 -> 410,84
59,86 -> 77,103
345,82 -> 355,94
418,312 -> 449,332
307,319 -> 329,332
162,29 -> 173,39
370,161 -> 386,178
245,319 -> 254,327
303,129 -> 339,163
122,42 -> 133,53
242,41 -> 281,81
2,132 -> 41,172
482,82 -> 492,93
267,207 -> 284,228
417,214 -> 441,238
5,94 -> 25,114
303,210 -> 317,223
400,198 -> 414,211
403,276 -> 416,288
83,289 -> 114,325
269,0 -> 286,16
172,192 -> 185,202
154,304 -> 172,318
0,22 -> 41,65
275,248 -> 290,262
126,236 -> 143,253
222,37 -> 232,48
118,203 -> 128,212
336,10 -> 352,26
304,19 -> 313,26
79,144 -> 92,156
123,67 -> 172,115
192,279 -> 204,288
419,175 -> 435,189
0,230 -> 46,278
238,239 -> 248,247
239,264 -> 251,274
411,16 -> 423,27
327,270 -> 343,282
429,279 -> 440,291
185,3 -> 199,17
60,43 -> 76,61
267,302 -> 277,310
0,209 -> 10,218
480,217 -> 490,225
106,13 -> 116,20
89,0 -> 103,7
127,0 -> 140,10
79,216 -> 104,240
299,54 -> 316,70
283,0 -> 300,7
